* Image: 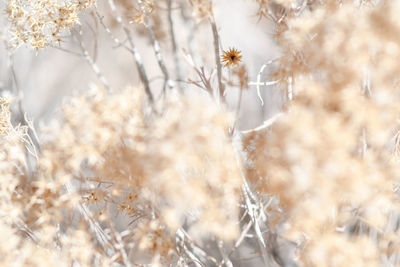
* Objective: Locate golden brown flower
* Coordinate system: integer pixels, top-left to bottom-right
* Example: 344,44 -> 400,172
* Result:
221,48 -> 242,67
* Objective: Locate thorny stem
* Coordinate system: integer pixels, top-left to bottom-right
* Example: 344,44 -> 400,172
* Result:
168,0 -> 183,91
137,0 -> 175,93
107,0 -> 154,103
209,8 -> 224,103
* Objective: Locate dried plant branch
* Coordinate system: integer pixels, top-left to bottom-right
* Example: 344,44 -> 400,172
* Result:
5,47 -> 41,154
107,0 -> 154,103
249,58 -> 280,106
137,0 -> 174,93
241,113 -> 283,134
109,223 -> 132,267
64,182 -> 116,256
232,134 -> 274,266
241,181 -> 270,264
183,50 -> 215,94
5,0 -> 400,266
228,220 -> 253,257
74,29 -> 113,93
217,240 -> 233,267
95,11 -> 135,54
208,9 -> 224,103
176,228 -> 218,267
180,2 -> 198,64
232,87 -> 244,133
168,0 -> 183,91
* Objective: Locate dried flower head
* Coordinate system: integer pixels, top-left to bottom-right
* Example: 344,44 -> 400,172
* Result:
222,48 -> 242,67
6,0 -> 95,49
189,0 -> 213,19
118,0 -> 166,42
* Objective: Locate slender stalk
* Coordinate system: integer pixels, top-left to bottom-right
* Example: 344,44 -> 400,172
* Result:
232,136 -> 274,266
74,30 -> 113,93
65,182 -> 116,257
168,0 -> 183,91
180,2 -> 197,64
137,0 -> 174,93
95,11 -> 136,54
240,113 -> 283,134
107,0 -> 154,103
209,10 -> 223,103
231,87 -> 244,134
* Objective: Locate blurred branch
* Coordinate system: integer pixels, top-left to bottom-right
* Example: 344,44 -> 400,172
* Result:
183,50 -> 215,94
241,113 -> 283,134
208,7 -> 224,103
74,28 -> 113,93
95,12 -> 135,53
176,228 -> 218,267
249,58 -> 280,106
107,0 -> 154,103
232,87 -> 244,133
168,0 -> 183,91
232,134 -> 276,266
137,0 -> 175,93
65,182 -> 116,257
217,239 -> 233,267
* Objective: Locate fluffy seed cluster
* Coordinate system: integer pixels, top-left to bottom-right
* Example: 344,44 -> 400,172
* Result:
116,0 -> 167,42
188,0 -> 213,19
0,97 -> 27,224
40,87 -> 241,258
244,0 -> 400,265
6,0 -> 95,49
0,98 -> 109,266
6,0 -> 400,265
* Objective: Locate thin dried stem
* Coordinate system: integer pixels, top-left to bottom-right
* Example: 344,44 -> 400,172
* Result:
74,29 -> 113,93
137,0 -> 174,93
64,182 -> 116,256
208,10 -> 224,103
232,135 -> 274,266
168,0 -> 183,91
217,240 -> 233,267
176,228 -> 218,266
232,87 -> 244,133
107,0 -> 154,103
241,113 -> 283,134
95,11 -> 135,54
109,223 -> 132,267
250,58 -> 280,106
